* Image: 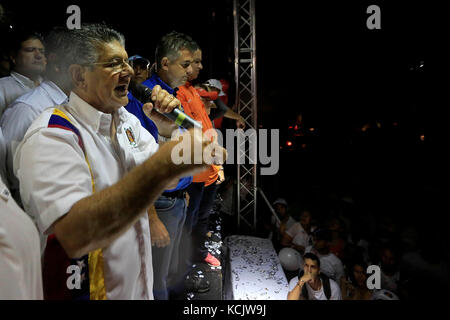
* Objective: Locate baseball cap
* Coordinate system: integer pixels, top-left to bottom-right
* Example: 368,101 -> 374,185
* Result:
273,198 -> 288,207
128,55 -> 150,68
205,79 -> 226,96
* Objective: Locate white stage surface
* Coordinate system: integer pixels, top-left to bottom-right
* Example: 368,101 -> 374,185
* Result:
223,235 -> 289,300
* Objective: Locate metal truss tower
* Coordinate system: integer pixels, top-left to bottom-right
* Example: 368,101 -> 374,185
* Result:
233,0 -> 258,231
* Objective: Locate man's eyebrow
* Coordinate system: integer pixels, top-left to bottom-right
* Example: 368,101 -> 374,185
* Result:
103,54 -> 127,61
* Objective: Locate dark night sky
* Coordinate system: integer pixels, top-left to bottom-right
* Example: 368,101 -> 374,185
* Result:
1,0 -> 446,129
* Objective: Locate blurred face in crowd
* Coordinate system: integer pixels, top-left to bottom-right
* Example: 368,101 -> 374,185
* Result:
328,219 -> 341,232
313,236 -> 328,252
303,258 -> 320,280
162,48 -> 193,88
274,204 -> 287,218
188,49 -> 203,81
12,38 -> 46,78
71,40 -> 133,114
380,248 -> 397,273
132,61 -> 149,84
353,264 -> 367,288
300,210 -> 312,228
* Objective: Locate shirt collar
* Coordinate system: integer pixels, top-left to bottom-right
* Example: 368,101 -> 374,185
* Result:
10,71 -> 42,88
66,91 -> 113,134
41,80 -> 68,105
147,74 -> 179,96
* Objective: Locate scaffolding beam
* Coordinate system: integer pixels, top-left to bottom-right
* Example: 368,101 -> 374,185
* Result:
233,0 -> 257,231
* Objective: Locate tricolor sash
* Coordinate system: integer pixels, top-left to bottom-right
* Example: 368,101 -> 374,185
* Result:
43,108 -> 107,300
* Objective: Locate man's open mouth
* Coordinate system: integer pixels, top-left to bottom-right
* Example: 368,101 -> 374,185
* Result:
115,84 -> 128,96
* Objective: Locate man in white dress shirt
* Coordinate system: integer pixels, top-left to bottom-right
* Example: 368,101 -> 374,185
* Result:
0,176 -> 43,300
1,113 -> 42,299
14,24 -> 226,300
1,27 -> 70,205
0,29 -> 46,116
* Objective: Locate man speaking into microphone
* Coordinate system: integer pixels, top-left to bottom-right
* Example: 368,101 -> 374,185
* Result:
124,31 -> 205,299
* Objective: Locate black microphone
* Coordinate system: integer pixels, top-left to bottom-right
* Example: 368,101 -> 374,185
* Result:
128,80 -> 203,130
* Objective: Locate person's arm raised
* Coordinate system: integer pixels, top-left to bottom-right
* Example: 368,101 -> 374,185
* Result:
54,129 -> 226,258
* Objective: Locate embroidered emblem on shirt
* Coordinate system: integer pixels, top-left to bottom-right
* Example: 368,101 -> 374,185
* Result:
125,127 -> 137,147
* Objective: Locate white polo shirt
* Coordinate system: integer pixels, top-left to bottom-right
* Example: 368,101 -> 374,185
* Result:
0,178 -> 43,300
286,222 -> 312,248
0,71 -> 43,117
14,91 -> 159,300
1,80 -> 68,206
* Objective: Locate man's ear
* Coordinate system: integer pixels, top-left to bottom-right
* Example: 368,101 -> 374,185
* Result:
160,57 -> 170,71
68,64 -> 87,90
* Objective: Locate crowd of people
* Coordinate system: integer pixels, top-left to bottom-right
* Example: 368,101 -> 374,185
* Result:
0,21 -> 246,300
265,193 -> 450,300
2,7 -> 448,303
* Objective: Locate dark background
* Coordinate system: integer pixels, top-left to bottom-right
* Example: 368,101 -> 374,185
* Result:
1,0 -> 448,236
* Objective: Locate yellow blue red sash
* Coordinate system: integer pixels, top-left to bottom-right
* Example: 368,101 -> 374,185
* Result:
43,108 -> 107,300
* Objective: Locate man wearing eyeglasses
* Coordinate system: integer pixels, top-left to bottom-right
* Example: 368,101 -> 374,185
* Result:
13,24 -> 226,300
1,27 -> 70,210
0,28 -> 46,117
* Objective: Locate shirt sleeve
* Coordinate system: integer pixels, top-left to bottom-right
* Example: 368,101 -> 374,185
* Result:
329,279 -> 343,300
292,231 -> 308,248
286,222 -> 300,238
333,256 -> 345,283
288,276 -> 299,292
209,99 -> 228,120
1,102 -> 41,144
15,126 -> 93,235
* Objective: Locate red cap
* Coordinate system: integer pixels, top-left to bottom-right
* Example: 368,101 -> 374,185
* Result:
196,87 -> 219,101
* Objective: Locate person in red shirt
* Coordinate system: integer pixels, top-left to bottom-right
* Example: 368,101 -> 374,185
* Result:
205,78 -> 245,130
177,46 -> 224,274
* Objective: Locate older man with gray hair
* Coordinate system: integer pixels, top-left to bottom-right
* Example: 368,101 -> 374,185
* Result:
14,23 -> 226,300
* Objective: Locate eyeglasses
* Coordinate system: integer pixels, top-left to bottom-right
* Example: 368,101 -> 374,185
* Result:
91,58 -> 132,74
